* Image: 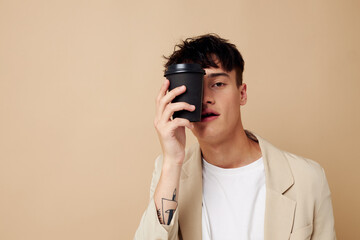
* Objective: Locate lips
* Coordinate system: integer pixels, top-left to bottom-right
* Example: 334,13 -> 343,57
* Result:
201,109 -> 220,122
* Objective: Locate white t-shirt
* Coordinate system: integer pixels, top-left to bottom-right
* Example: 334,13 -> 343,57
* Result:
202,157 -> 266,240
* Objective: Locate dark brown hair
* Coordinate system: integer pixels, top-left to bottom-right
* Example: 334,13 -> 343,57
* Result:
164,33 -> 245,87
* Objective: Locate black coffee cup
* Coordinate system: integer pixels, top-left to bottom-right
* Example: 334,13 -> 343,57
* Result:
164,63 -> 205,122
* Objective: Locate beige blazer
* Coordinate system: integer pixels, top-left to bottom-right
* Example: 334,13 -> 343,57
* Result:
135,131 -> 336,240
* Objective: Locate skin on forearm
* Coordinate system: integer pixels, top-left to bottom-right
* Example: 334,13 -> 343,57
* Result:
154,161 -> 182,225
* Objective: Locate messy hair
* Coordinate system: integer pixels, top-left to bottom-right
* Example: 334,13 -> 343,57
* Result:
164,34 -> 245,86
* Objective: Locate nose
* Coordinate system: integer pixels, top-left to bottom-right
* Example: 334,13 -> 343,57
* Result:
202,85 -> 215,105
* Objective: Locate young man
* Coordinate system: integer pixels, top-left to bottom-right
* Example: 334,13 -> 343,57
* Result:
135,34 -> 336,240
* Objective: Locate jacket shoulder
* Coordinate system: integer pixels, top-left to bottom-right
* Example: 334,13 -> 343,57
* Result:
283,150 -> 324,180
281,150 -> 329,203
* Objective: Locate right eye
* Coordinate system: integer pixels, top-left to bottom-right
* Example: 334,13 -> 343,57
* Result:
212,82 -> 225,88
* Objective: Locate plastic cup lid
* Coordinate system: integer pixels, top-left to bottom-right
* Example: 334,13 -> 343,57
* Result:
164,63 -> 205,76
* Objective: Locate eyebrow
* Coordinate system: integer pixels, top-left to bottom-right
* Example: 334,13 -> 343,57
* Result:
206,72 -> 230,79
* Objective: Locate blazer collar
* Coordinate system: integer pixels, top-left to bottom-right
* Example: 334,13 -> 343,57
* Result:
253,131 -> 294,194
178,130 -> 296,240
251,131 -> 296,240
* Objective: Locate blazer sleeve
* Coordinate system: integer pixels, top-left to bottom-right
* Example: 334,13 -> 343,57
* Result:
134,155 -> 180,240
311,168 -> 337,240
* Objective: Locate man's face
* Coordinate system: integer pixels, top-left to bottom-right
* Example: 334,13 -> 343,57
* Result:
191,62 -> 247,144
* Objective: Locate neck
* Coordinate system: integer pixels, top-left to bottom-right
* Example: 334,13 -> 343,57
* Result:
199,129 -> 262,169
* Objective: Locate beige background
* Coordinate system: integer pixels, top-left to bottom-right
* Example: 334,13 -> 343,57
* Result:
0,0 -> 359,239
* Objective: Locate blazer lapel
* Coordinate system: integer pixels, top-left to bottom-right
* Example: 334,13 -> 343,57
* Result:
254,133 -> 296,240
178,144 -> 203,240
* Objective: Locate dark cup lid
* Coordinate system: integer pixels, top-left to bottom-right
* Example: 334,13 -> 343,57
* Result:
164,63 -> 205,76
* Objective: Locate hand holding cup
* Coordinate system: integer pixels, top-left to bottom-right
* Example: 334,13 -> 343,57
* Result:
154,80 -> 195,165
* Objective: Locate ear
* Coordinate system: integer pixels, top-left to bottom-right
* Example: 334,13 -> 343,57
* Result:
238,83 -> 247,106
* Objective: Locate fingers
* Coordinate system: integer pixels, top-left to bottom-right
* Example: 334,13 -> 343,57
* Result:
160,85 -> 186,107
169,117 -> 194,130
156,80 -> 170,117
157,117 -> 194,136
156,83 -> 186,116
155,80 -> 169,118
156,79 -> 189,121
154,79 -> 196,134
161,102 -> 195,124
156,79 -> 169,106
